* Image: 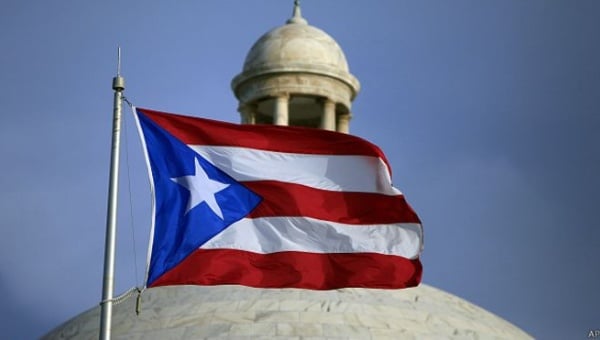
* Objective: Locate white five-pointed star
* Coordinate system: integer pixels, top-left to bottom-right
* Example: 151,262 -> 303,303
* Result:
171,157 -> 230,219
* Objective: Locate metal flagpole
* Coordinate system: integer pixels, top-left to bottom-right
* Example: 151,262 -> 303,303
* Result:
100,47 -> 125,340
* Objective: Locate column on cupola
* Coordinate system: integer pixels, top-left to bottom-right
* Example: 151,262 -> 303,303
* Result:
239,103 -> 257,124
337,113 -> 351,134
274,93 -> 290,126
320,98 -> 336,131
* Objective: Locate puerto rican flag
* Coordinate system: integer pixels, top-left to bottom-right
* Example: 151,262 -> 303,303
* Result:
134,107 -> 423,290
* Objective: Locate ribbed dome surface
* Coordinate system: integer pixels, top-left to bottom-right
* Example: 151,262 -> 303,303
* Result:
44,284 -> 532,339
231,7 -> 360,106
243,22 -> 350,75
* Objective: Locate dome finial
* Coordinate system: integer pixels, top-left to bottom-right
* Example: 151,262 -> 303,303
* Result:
287,0 -> 308,24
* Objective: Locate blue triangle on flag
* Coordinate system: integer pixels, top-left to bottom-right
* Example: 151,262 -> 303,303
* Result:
137,112 -> 262,286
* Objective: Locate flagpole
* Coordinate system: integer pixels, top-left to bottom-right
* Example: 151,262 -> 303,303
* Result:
100,47 -> 125,340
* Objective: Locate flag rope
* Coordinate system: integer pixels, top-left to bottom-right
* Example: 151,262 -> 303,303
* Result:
129,104 -> 156,290
100,286 -> 145,315
121,98 -> 140,288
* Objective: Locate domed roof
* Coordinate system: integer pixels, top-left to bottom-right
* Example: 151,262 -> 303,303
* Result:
232,3 -> 359,96
242,20 -> 350,74
44,284 -> 532,339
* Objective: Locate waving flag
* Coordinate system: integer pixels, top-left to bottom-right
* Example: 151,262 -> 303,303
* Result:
135,107 -> 423,290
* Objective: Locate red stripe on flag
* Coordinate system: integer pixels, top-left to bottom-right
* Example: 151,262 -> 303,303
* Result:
245,181 -> 421,224
149,248 -> 422,290
138,107 -> 389,161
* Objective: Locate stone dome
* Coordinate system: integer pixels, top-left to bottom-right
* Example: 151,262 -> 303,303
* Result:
232,5 -> 360,103
241,22 -> 352,82
43,4 -> 532,339
44,284 -> 532,339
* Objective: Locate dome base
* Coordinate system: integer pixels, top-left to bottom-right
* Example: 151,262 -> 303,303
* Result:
44,284 -> 531,339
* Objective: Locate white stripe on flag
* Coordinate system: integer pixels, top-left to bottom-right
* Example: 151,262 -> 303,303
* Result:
201,217 -> 422,259
191,145 -> 401,195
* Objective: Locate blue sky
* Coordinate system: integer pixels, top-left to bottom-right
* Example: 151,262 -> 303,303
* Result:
1,1 -> 599,338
